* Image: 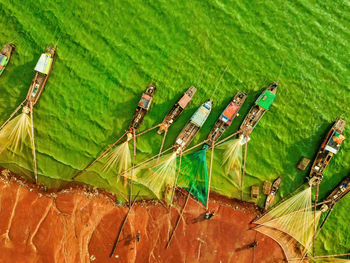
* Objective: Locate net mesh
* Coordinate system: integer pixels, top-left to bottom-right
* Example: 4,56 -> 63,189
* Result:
133,152 -> 177,202
216,135 -> 243,188
254,187 -> 321,248
177,147 -> 209,206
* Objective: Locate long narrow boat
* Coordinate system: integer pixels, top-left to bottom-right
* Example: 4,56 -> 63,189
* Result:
25,46 -> 56,107
205,91 -> 247,146
173,99 -> 212,153
158,86 -> 196,134
307,118 -> 346,185
129,84 -> 156,131
0,43 -> 16,76
321,175 -> 350,212
240,83 -> 277,140
264,176 -> 282,210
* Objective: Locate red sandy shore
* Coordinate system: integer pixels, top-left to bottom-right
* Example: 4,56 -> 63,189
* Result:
0,172 -> 286,263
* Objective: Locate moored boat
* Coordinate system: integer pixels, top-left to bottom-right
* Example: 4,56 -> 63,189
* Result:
0,43 -> 16,76
205,91 -> 247,146
25,46 -> 56,107
264,176 -> 282,210
158,86 -> 196,134
240,83 -> 277,140
307,118 -> 346,185
321,175 -> 350,212
173,99 -> 212,153
129,84 -> 156,131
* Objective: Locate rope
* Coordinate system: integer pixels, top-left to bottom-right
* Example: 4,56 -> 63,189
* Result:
135,123 -> 161,137
241,138 -> 248,201
211,65 -> 229,99
170,152 -> 182,205
166,190 -> 190,249
72,131 -> 128,179
29,102 -> 38,183
0,99 -> 26,130
109,191 -> 139,258
206,141 -> 215,210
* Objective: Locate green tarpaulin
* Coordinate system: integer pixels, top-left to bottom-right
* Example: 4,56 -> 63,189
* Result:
257,90 -> 276,110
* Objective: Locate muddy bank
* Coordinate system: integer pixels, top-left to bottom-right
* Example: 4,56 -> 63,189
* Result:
0,171 -> 286,263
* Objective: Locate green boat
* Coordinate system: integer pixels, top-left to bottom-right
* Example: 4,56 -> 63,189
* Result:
0,43 -> 16,76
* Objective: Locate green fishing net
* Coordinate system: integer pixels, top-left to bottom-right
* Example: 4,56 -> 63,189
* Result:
177,146 -> 209,206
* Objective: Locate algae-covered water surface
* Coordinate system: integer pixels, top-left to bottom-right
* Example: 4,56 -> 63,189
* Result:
0,0 -> 349,257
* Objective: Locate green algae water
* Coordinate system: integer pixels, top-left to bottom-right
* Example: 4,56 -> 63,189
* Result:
0,0 -> 349,257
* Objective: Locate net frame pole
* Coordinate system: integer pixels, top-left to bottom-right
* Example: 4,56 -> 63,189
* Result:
0,100 -> 26,131
29,102 -> 38,183
241,138 -> 248,201
206,142 -> 215,210
170,152 -> 182,205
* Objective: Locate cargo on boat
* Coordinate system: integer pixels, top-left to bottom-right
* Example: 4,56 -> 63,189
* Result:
129,84 -> 156,131
251,186 -> 259,200
25,46 -> 56,106
0,43 -> 16,76
240,83 -> 277,139
264,176 -> 281,210
307,118 -> 346,185
158,86 -> 196,134
173,99 -> 212,153
321,175 -> 350,212
205,91 -> 247,146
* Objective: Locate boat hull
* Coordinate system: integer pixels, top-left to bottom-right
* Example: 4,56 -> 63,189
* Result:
0,43 -> 16,76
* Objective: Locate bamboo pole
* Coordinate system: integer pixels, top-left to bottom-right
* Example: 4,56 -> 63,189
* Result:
170,152 -> 182,205
129,128 -> 136,207
135,123 -> 161,137
313,182 -> 320,256
166,191 -> 190,249
157,127 -> 168,163
29,102 -> 38,183
110,191 -> 139,258
206,142 -> 215,210
241,138 -> 248,201
72,131 -> 128,179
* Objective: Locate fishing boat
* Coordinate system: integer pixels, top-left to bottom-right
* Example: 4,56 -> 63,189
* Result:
173,99 -> 212,154
25,46 -> 56,106
307,118 -> 346,185
240,83 -> 277,140
320,175 -> 350,212
264,176 -> 282,210
205,91 -> 247,146
0,43 -> 16,76
158,86 -> 196,134
129,84 -> 156,131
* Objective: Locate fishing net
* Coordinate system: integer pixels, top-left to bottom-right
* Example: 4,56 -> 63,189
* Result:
254,187 -> 321,248
177,147 -> 209,206
216,135 -> 244,188
133,152 -> 177,202
102,140 -> 131,180
0,112 -> 32,155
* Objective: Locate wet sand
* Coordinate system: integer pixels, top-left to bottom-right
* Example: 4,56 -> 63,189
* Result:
0,170 -> 285,263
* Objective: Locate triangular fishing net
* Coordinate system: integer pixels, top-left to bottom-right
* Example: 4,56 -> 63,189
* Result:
309,257 -> 350,263
254,187 -> 321,248
133,152 -> 177,202
216,136 -> 243,188
177,147 -> 209,206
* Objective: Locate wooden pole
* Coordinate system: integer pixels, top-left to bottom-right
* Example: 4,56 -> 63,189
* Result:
166,191 -> 190,249
129,128 -> 136,207
157,127 -> 168,163
29,102 -> 38,183
206,142 -> 215,210
170,153 -> 182,205
313,182 -> 320,257
110,191 -> 140,258
0,99 -> 26,130
241,138 -> 248,201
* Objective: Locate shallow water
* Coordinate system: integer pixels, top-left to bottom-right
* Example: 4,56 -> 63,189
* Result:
0,0 -> 349,256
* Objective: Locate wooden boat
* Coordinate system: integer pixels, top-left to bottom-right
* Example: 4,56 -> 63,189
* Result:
240,83 -> 277,139
307,118 -> 346,185
264,176 -> 282,210
158,86 -> 196,134
321,175 -> 350,212
25,46 -> 56,107
0,43 -> 16,76
129,84 -> 156,131
173,99 -> 212,153
205,91 -> 247,146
